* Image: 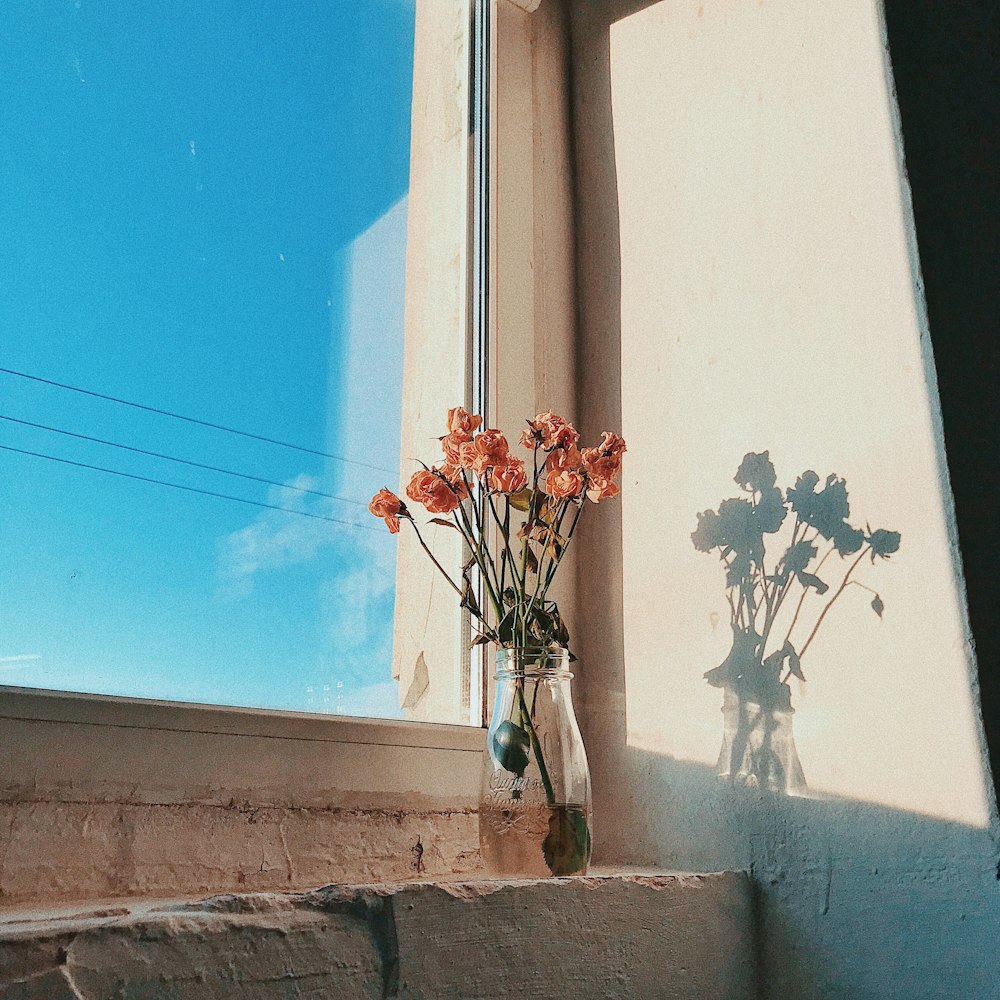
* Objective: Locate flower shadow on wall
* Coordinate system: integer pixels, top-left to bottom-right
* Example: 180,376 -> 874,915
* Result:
692,452 -> 901,794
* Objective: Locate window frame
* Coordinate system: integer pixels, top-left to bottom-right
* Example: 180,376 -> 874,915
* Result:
2,1 -> 494,781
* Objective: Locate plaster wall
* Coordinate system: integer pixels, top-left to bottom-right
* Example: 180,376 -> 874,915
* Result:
568,1 -> 1000,996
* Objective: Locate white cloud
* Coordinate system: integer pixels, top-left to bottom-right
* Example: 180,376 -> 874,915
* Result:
0,654 -> 41,671
319,562 -> 394,655
215,473 -> 401,708
215,474 -> 375,594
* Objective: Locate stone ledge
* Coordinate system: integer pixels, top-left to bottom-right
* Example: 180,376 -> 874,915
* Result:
0,871 -> 756,999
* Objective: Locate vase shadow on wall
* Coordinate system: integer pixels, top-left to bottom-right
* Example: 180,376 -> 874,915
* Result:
714,682 -> 807,795
706,622 -> 808,795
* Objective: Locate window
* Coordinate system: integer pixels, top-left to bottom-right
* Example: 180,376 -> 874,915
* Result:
1,0 -> 481,725
1,0 -> 589,901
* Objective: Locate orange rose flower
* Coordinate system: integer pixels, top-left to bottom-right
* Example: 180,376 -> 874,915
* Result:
449,471 -> 470,501
406,469 -> 465,514
549,423 -> 580,451
368,487 -> 405,533
520,426 -> 540,449
526,411 -> 579,450
545,444 -> 583,474
544,468 -> 584,500
442,430 -> 471,464
463,428 -> 510,475
439,462 -> 465,486
585,477 -> 620,504
474,428 -> 509,466
447,406 -> 483,436
458,439 -> 479,471
582,431 -> 627,481
489,458 -> 528,493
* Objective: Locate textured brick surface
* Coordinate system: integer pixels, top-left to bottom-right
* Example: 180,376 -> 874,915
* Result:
0,801 -> 479,904
0,873 -> 756,1000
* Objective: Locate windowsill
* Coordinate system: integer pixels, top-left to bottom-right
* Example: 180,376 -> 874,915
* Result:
0,865 -> 722,924
0,685 -> 484,752
0,870 -> 756,1000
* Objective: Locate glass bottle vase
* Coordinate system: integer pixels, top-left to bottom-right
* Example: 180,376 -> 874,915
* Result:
479,648 -> 592,877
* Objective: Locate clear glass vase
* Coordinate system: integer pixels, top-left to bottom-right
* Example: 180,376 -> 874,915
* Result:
479,648 -> 592,877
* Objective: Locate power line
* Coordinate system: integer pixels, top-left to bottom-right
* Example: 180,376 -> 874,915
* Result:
0,366 -> 395,475
0,443 -> 381,532
0,413 -> 370,508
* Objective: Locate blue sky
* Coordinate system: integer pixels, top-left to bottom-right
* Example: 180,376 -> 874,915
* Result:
0,0 -> 417,716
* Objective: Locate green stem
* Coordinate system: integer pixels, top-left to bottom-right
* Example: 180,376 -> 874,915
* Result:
521,497 -> 569,642
406,519 -> 465,601
515,680 -> 555,804
454,472 -> 504,618
540,498 -> 584,599
487,487 -> 522,602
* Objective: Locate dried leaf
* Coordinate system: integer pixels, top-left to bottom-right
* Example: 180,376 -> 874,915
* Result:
508,488 -> 533,512
496,606 -> 519,646
428,517 -> 459,531
798,572 -> 829,595
538,500 -> 557,526
524,545 -> 539,575
460,580 -> 480,617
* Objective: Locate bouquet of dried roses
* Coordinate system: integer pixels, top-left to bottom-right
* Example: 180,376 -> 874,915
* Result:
369,407 -> 625,877
368,406 -> 625,659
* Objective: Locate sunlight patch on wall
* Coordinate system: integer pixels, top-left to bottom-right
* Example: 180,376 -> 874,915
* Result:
612,0 -> 992,828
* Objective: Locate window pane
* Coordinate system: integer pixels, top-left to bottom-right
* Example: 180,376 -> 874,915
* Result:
1,0 -> 474,722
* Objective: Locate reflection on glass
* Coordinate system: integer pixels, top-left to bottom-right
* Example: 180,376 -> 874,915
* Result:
0,1 -> 455,719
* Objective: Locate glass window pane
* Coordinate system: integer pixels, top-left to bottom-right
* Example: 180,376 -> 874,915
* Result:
1,0 -> 474,722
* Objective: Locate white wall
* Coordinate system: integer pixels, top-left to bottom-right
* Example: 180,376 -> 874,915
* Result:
568,0 -> 1000,996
